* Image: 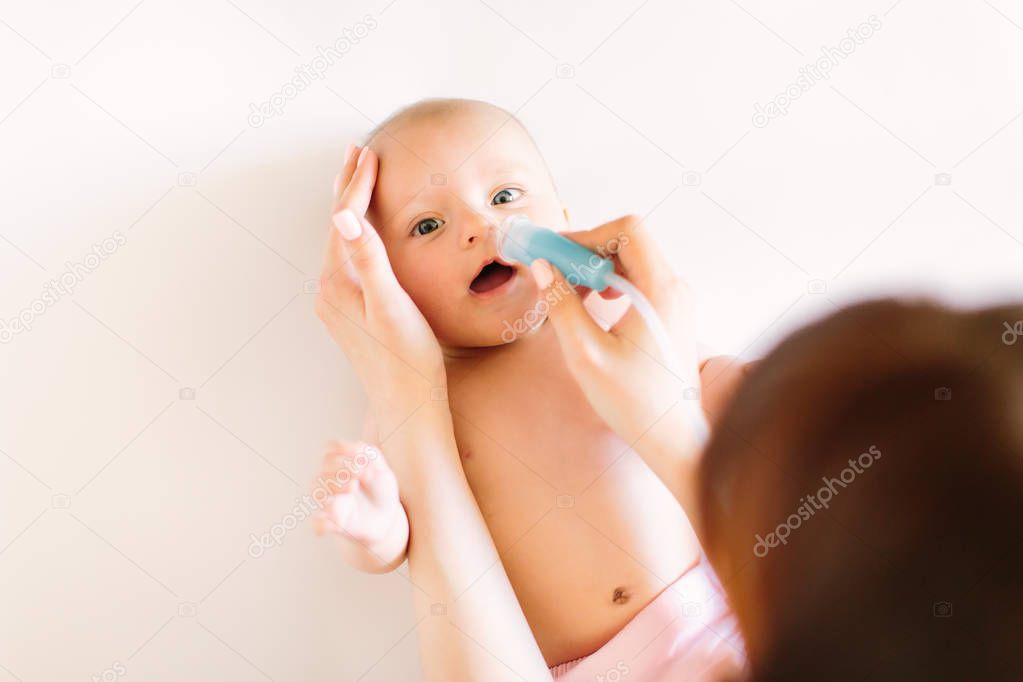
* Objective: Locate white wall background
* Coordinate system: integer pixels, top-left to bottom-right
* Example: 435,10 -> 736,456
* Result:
0,0 -> 1020,680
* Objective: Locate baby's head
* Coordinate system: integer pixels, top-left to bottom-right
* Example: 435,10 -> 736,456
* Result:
363,99 -> 567,348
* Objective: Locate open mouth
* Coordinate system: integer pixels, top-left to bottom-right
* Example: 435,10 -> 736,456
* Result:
469,259 -> 516,295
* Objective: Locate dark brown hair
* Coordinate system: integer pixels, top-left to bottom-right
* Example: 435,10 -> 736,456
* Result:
699,299 -> 1023,681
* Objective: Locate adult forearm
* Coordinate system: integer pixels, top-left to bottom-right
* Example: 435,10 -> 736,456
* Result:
382,400 -> 552,682
634,357 -> 754,537
632,401 -> 703,529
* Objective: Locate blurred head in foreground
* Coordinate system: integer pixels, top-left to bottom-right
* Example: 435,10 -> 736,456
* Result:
700,299 -> 1023,681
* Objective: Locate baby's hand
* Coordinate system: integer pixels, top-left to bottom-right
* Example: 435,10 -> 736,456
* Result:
313,440 -> 405,551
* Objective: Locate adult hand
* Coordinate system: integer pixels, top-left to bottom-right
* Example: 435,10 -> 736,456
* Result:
530,215 -> 704,512
317,146 -> 552,681
317,145 -> 446,429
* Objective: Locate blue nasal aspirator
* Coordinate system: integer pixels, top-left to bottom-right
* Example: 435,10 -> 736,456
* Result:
496,215 -> 615,292
495,213 -> 710,444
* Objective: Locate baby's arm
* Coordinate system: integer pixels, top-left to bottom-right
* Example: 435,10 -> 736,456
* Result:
313,438 -> 409,574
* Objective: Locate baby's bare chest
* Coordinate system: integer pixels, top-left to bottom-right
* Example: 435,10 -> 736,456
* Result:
448,358 -> 630,506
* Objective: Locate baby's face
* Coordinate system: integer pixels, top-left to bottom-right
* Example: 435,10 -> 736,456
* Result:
366,106 -> 567,348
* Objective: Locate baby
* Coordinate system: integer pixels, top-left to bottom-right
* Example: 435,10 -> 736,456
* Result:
318,99 -> 746,680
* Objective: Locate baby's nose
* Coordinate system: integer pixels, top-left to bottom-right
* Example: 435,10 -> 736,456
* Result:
460,215 -> 494,248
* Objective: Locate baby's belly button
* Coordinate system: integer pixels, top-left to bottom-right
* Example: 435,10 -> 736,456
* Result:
509,554 -> 661,612
520,574 -> 656,663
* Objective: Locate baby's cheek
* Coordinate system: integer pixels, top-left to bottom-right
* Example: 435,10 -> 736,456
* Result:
393,261 -> 458,324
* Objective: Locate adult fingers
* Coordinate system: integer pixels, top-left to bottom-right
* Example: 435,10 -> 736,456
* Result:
332,143 -> 361,210
318,223 -> 361,322
337,146 -> 378,217
529,259 -> 609,371
324,149 -> 391,309
561,215 -> 665,296
331,209 -> 403,307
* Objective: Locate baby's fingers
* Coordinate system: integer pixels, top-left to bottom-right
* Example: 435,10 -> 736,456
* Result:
313,513 -> 327,536
323,440 -> 382,470
317,442 -> 384,486
355,455 -> 398,503
314,465 -> 356,497
313,511 -> 341,537
323,490 -> 359,530
312,497 -> 360,537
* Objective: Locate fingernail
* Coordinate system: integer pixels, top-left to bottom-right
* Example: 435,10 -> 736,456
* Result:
344,143 -> 355,162
530,259 -> 553,289
332,172 -> 341,197
334,209 -> 362,240
356,146 -> 369,168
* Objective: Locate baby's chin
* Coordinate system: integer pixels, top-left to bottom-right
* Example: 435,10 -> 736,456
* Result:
433,294 -> 545,350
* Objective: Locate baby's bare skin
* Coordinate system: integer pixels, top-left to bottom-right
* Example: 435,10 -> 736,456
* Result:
317,100 -> 742,666
445,318 -> 701,664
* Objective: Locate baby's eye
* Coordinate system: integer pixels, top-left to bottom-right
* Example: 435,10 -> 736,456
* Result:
491,188 -> 523,205
412,217 -> 443,236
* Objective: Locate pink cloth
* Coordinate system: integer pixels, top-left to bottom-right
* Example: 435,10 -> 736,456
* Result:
550,560 -> 746,681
